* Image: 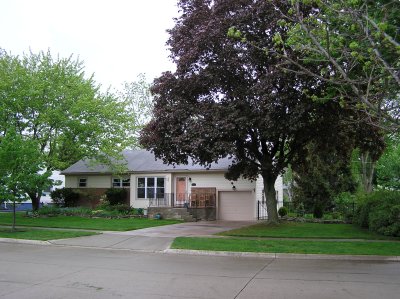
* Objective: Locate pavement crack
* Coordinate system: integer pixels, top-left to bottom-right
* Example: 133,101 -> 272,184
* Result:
233,257 -> 275,299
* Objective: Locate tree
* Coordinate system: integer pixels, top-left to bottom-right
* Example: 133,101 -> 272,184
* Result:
117,73 -> 153,147
271,0 -> 400,129
0,130 -> 51,230
140,0 -> 351,222
376,134 -> 400,190
0,49 -> 134,210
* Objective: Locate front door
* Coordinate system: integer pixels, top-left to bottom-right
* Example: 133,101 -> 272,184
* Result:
176,177 -> 187,205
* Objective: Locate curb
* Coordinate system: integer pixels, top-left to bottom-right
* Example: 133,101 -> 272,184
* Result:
164,249 -> 400,261
0,238 -> 51,246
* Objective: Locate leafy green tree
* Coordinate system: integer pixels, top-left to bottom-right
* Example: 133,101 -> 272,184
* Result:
0,130 -> 51,230
271,0 -> 400,129
140,0 -> 356,223
119,74 -> 153,129
0,49 -> 133,210
376,135 -> 400,190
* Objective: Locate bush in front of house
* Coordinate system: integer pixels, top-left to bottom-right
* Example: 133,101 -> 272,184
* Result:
105,188 -> 127,205
50,188 -> 80,207
354,190 -> 400,237
278,206 -> 288,218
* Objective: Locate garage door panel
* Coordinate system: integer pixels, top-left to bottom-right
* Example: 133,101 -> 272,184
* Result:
218,191 -> 254,221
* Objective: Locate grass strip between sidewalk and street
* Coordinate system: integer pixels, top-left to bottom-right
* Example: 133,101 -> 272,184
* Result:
172,237 -> 400,256
0,228 -> 98,241
0,212 -> 182,231
218,222 -> 398,240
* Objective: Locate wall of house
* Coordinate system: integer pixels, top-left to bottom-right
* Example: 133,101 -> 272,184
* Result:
65,175 -> 112,189
177,172 -> 256,193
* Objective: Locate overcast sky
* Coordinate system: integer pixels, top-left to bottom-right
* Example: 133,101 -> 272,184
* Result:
0,0 -> 179,90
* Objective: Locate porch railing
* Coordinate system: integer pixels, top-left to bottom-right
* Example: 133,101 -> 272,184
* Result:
148,193 -> 216,208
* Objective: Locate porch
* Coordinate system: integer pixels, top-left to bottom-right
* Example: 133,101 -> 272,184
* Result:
148,192 -> 216,221
148,191 -> 216,209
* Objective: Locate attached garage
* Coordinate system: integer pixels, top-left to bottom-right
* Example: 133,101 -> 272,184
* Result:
218,191 -> 254,221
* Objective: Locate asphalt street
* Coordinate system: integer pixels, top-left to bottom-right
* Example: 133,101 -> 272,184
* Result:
0,242 -> 399,299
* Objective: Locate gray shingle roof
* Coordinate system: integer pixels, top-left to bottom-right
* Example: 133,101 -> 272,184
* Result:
61,149 -> 233,174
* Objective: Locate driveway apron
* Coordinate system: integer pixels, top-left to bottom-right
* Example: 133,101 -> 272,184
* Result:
50,221 -> 255,252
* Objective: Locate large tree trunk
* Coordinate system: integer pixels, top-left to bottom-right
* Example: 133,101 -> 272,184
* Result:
28,192 -> 41,211
262,173 -> 279,223
360,151 -> 375,193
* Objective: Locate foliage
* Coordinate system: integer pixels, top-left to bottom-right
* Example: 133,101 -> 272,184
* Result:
105,188 -> 128,206
271,0 -> 400,129
50,188 -> 80,208
29,206 -> 93,217
0,49 -> 134,210
0,129 -> 51,230
354,190 -> 400,236
140,0 -> 358,222
118,73 -> 153,144
334,192 -> 357,221
293,133 -> 357,216
376,135 -> 400,190
278,206 -> 288,217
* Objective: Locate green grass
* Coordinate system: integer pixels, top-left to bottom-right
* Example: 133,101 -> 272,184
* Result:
0,212 -> 182,231
219,222 -> 396,240
172,237 -> 400,256
0,228 -> 97,241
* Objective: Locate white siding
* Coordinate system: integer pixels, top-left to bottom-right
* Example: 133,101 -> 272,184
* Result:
181,172 -> 256,193
64,175 -> 112,188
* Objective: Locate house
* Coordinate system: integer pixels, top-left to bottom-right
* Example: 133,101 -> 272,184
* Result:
61,149 -> 283,221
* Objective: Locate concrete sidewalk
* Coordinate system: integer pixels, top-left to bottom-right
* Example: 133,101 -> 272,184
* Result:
49,220 -> 255,252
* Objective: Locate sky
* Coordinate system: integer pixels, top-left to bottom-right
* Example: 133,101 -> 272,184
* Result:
0,0 -> 179,90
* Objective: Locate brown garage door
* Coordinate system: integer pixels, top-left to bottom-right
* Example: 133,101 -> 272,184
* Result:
218,191 -> 254,221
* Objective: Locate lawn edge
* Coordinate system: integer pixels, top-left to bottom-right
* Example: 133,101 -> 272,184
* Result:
164,248 -> 400,261
0,237 -> 50,245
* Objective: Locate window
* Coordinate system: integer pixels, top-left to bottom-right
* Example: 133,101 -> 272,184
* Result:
79,178 -> 87,187
113,177 -> 130,188
137,177 -> 165,199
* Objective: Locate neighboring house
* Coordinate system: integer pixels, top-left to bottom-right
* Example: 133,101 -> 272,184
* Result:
41,171 -> 65,203
0,171 -> 64,211
61,149 -> 283,221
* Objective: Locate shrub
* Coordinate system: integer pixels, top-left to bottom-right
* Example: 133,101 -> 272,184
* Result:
35,205 -> 61,216
278,206 -> 288,217
51,188 -> 80,207
313,204 -> 324,219
105,188 -> 127,206
354,190 -> 400,236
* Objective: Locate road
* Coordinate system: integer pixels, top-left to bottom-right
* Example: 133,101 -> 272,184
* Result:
0,242 -> 399,299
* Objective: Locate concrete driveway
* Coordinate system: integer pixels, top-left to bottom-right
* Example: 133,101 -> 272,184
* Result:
50,221 -> 255,252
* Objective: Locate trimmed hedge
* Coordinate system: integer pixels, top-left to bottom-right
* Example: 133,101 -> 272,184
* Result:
354,190 -> 400,237
50,188 -> 80,207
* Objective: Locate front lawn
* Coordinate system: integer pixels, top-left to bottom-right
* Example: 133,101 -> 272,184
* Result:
0,228 -> 97,241
0,212 -> 182,231
172,237 -> 400,256
219,222 -> 396,240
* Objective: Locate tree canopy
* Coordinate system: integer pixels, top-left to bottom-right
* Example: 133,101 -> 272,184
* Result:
0,49 -> 134,210
140,0 -> 364,222
272,0 -> 400,129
